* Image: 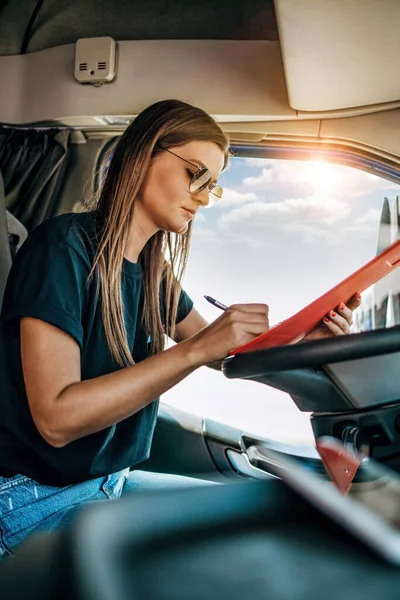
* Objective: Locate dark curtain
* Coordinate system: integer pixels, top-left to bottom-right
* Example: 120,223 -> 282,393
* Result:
0,127 -> 72,231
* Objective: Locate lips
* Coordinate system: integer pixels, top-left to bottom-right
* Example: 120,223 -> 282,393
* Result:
182,207 -> 196,217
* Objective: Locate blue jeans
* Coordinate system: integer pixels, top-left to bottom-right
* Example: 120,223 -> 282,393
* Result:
0,469 -> 217,558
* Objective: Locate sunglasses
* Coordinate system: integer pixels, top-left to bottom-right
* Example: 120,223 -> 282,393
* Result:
161,147 -> 223,206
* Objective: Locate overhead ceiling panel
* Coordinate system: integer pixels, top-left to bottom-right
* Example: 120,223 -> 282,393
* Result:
0,0 -> 278,56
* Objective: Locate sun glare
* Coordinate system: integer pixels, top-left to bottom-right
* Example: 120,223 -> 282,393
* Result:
306,160 -> 343,194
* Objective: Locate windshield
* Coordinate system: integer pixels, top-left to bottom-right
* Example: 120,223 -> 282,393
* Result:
163,152 -> 400,446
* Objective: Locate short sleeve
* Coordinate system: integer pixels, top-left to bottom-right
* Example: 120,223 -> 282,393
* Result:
159,274 -> 194,327
3,240 -> 88,349
176,288 -> 194,324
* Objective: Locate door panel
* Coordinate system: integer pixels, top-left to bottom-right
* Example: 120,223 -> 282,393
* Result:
140,404 -> 229,482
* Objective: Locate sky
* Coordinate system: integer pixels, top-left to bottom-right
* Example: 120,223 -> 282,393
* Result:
163,156 -> 400,446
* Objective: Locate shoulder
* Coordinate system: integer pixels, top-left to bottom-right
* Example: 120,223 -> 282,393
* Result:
22,212 -> 97,269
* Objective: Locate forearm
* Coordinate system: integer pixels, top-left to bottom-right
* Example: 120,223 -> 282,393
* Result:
48,338 -> 202,447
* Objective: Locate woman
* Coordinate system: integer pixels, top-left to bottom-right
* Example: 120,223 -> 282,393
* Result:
0,99 -> 360,556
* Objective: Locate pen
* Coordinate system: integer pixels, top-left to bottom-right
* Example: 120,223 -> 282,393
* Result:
204,295 -> 228,311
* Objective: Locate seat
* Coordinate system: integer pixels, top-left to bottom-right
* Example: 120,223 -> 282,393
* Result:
0,169 -> 27,307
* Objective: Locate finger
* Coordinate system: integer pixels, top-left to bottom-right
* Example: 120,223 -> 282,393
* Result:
345,292 -> 362,311
231,319 -> 270,336
327,310 -> 351,334
336,303 -> 353,327
226,322 -> 271,349
224,310 -> 269,327
242,323 -> 271,338
323,316 -> 347,336
228,303 -> 269,318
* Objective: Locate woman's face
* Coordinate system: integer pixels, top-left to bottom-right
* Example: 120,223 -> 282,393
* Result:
136,140 -> 225,235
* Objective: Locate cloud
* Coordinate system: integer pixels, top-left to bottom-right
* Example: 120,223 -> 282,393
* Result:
218,196 -> 351,245
344,170 -> 399,197
191,228 -> 222,244
243,157 -> 270,168
284,222 -> 333,243
243,160 -> 307,187
198,155 -> 398,248
239,161 -> 314,201
243,168 -> 273,186
240,157 -> 399,200
342,207 -> 382,235
355,207 -> 381,225
218,187 -> 259,207
221,196 -> 349,226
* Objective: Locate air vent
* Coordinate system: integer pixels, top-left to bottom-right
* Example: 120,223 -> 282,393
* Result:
74,37 -> 117,85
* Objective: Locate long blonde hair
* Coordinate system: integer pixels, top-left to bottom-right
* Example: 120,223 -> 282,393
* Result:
91,99 -> 229,367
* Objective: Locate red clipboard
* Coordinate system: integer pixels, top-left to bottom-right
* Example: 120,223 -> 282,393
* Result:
232,238 -> 400,355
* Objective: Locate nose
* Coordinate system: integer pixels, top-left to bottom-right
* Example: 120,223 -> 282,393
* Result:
192,187 -> 210,207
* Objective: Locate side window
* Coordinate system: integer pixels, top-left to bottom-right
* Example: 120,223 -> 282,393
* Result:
162,154 -> 400,446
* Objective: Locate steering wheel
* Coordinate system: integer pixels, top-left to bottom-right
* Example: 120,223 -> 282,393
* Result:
222,326 -> 400,379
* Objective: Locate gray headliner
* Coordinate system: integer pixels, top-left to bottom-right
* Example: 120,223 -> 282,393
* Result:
0,0 -> 278,56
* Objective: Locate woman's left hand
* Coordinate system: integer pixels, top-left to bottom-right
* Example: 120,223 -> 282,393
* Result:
302,292 -> 362,342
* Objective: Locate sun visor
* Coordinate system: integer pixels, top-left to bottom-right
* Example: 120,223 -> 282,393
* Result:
274,0 -> 400,112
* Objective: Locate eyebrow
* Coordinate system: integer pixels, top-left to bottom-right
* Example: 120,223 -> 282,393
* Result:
188,158 -> 218,184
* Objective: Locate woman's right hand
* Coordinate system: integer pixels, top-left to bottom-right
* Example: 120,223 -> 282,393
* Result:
186,303 -> 270,367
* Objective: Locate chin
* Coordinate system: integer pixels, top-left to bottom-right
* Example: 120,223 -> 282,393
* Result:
174,223 -> 189,235
163,218 -> 190,235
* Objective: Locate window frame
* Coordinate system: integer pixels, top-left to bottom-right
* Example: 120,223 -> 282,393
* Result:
229,143 -> 400,186
95,137 -> 400,193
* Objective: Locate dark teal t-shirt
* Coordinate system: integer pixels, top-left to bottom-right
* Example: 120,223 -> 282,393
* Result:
0,212 -> 193,486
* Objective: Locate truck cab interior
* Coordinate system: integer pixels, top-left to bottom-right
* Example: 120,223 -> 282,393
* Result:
1,1 -> 400,598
